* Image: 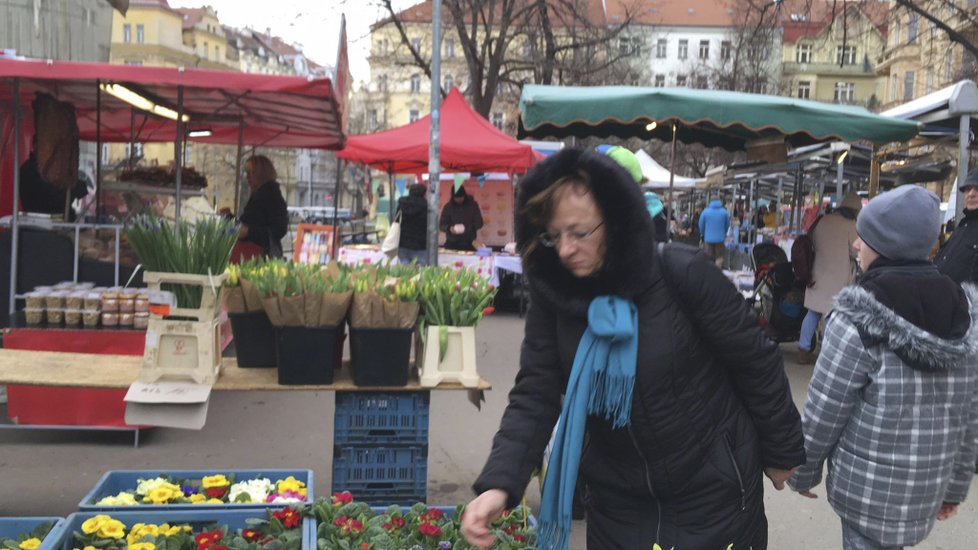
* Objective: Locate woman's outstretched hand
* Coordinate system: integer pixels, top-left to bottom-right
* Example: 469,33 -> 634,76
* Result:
461,489 -> 508,548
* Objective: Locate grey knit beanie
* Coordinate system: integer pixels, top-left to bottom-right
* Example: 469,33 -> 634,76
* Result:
856,185 -> 940,260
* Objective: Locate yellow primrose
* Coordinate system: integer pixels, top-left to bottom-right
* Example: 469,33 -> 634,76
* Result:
81,515 -> 112,535
202,474 -> 229,488
129,543 -> 156,550
19,538 -> 41,550
164,526 -> 183,537
206,498 -> 223,504
97,519 -> 126,540
189,493 -> 207,504
143,487 -> 178,505
276,476 -> 306,493
84,546 -> 97,550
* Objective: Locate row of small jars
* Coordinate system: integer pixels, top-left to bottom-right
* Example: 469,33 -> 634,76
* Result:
24,284 -> 150,329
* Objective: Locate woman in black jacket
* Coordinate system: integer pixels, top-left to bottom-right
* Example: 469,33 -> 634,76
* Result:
396,184 -> 429,265
461,149 -> 805,549
238,155 -> 288,257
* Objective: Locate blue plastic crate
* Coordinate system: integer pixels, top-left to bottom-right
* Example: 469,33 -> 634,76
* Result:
0,518 -> 65,550
78,469 -> 313,511
51,510 -> 312,550
334,392 -> 429,445
332,445 -> 427,501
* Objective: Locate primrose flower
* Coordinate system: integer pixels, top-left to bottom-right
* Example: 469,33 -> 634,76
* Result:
95,492 -> 138,506
135,477 -> 174,496
228,478 -> 273,503
276,476 -> 306,494
201,474 -> 230,488
143,486 -> 180,505
189,493 -> 207,504
129,544 -> 155,550
96,519 -> 126,540
80,515 -> 112,535
18,538 -> 41,550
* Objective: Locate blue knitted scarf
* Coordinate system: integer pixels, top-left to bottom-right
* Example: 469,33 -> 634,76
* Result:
536,295 -> 638,550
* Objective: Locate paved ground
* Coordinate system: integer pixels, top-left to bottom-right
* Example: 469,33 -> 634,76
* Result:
1,311 -> 976,548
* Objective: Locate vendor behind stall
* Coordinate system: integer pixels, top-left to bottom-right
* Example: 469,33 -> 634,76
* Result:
440,185 -> 483,251
18,136 -> 88,221
238,155 -> 288,257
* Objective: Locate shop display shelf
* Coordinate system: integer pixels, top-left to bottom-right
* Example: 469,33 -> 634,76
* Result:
79,469 -> 313,511
334,392 -> 429,446
51,510 -> 311,550
0,518 -> 65,550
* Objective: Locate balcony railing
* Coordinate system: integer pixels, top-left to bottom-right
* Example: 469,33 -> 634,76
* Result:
782,61 -> 875,76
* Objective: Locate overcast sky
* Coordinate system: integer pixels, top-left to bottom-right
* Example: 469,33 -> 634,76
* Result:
173,0 -> 417,84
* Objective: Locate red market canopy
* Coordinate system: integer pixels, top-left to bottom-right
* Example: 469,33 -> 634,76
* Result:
0,58 -> 344,149
338,87 -> 543,174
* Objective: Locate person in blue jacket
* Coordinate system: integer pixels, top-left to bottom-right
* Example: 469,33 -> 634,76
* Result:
699,199 -> 731,267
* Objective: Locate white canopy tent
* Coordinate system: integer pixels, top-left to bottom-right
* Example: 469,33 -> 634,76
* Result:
634,149 -> 700,189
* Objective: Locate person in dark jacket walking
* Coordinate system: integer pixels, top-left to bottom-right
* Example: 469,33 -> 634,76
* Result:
238,155 -> 288,257
396,183 -> 429,265
790,185 -> 978,549
461,148 -> 806,549
439,186 -> 483,251
936,170 -> 978,285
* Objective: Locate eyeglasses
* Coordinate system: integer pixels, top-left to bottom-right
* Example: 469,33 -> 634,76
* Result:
538,220 -> 604,248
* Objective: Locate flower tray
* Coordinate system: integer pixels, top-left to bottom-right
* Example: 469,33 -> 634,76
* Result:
78,469 -> 313,511
332,445 -> 427,505
51,510 -> 312,550
0,518 -> 65,550
334,392 -> 429,446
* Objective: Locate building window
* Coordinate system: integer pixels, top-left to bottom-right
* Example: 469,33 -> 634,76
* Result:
491,112 -> 504,130
524,42 -> 534,59
927,68 -> 935,93
215,46 -> 220,59
409,109 -> 420,123
618,37 -> 640,56
124,143 -> 144,159
720,40 -> 731,60
796,44 -> 812,63
696,75 -> 708,88
410,74 -> 421,93
184,144 -> 192,165
654,74 -> 665,87
204,43 -> 209,59
904,71 -> 915,100
678,39 -> 688,59
136,24 -> 144,44
676,74 -> 688,86
698,40 -> 710,60
378,74 -> 389,92
798,81 -> 811,99
445,39 -> 455,58
836,46 -> 856,65
367,109 -> 378,131
656,39 -> 667,59
891,73 -> 899,101
444,74 -> 454,90
945,49 -> 953,81
123,24 -> 131,43
893,21 -> 901,45
908,14 -> 918,43
834,82 -> 855,104
411,38 -> 422,56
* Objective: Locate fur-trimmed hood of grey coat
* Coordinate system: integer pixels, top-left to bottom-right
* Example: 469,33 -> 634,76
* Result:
833,281 -> 978,371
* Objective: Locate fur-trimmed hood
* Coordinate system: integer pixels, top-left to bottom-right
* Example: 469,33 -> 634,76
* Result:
516,148 -> 657,317
833,282 -> 978,371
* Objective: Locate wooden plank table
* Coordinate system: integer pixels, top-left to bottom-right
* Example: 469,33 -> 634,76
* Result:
0,348 -> 491,391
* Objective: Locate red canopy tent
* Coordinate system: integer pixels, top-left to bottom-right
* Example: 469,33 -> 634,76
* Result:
337,87 -> 542,174
0,58 -> 345,217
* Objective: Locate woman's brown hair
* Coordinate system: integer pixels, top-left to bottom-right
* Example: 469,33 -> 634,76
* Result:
246,155 -> 277,184
520,170 -> 593,260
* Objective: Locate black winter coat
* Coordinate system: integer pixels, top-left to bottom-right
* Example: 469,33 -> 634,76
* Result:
935,209 -> 978,284
240,180 -> 288,257
396,194 -> 428,251
439,196 -> 484,251
473,149 -> 805,549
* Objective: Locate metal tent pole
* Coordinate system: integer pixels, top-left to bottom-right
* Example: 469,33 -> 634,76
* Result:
667,123 -> 677,242
776,176 -> 784,228
96,79 -> 102,219
388,172 -> 395,223
836,153 -> 845,206
426,0 -> 443,264
8,78 -> 22,317
174,86 -> 184,221
233,119 -> 244,215
957,114 -> 970,221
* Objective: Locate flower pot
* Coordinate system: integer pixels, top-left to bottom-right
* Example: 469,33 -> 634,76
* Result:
349,328 -> 413,387
228,311 -> 276,368
274,326 -> 341,385
419,325 -> 480,388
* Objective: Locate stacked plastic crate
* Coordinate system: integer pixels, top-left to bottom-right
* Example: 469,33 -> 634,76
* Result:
332,392 -> 430,505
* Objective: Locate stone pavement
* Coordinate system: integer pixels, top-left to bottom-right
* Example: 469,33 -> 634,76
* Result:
1,312 -> 975,548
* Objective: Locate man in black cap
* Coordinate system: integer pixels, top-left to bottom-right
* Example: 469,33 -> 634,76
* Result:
439,185 -> 484,251
936,169 -> 978,286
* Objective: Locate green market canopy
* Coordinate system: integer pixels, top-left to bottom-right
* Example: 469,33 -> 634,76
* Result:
518,85 -> 921,150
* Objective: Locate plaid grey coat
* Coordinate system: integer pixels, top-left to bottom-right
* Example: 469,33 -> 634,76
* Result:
789,283 -> 978,546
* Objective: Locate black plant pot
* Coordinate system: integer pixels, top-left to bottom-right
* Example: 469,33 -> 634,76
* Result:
349,327 -> 413,387
275,325 -> 341,385
229,311 -> 276,368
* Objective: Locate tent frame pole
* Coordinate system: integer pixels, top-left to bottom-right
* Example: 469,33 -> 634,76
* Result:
174,86 -> 184,221
426,0 -> 443,264
233,119 -> 244,215
8,78 -> 21,317
957,114 -> 969,221
667,123 -> 677,242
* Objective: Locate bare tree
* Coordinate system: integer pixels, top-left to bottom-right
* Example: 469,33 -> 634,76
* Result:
376,0 -> 638,118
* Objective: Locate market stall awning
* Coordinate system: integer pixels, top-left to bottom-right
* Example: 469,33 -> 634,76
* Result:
518,85 -> 920,150
0,58 -> 344,149
338,87 -> 543,174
